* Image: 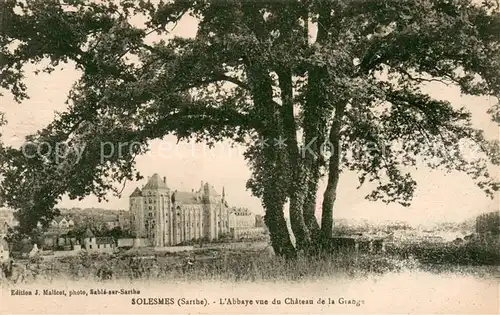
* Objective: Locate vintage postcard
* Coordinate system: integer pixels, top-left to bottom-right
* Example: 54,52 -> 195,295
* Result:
0,0 -> 499,314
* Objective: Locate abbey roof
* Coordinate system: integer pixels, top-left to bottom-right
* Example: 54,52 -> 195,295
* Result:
142,173 -> 169,190
172,191 -> 200,204
130,187 -> 143,197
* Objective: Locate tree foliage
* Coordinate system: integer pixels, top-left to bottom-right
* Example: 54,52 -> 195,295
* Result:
0,0 -> 499,257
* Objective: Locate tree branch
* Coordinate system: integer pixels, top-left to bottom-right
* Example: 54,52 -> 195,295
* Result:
396,67 -> 452,86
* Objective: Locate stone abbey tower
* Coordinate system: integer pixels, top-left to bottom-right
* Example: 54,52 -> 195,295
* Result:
129,174 -> 230,246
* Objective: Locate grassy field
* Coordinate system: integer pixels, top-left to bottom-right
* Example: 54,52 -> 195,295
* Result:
3,247 -> 408,283
2,238 -> 499,284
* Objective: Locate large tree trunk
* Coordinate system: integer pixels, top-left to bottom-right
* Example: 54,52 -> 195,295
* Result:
261,146 -> 297,259
321,103 -> 346,242
246,59 -> 297,259
302,66 -> 330,252
261,147 -> 297,259
318,2 -> 346,244
299,5 -> 332,252
277,68 -> 312,252
303,162 -> 322,246
288,177 -> 311,251
263,197 -> 296,259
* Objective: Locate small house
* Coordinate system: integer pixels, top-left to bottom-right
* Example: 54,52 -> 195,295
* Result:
50,216 -> 75,230
59,217 -> 70,228
82,228 -> 116,253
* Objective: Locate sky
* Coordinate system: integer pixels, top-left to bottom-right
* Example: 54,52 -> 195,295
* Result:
0,13 -> 498,227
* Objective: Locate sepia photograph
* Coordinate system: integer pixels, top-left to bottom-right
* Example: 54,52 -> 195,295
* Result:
0,0 -> 499,314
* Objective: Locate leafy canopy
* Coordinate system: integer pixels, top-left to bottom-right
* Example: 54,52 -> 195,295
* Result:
0,0 -> 499,235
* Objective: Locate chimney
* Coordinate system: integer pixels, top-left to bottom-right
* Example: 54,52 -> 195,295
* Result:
147,176 -> 150,181
163,176 -> 166,183
191,189 -> 194,193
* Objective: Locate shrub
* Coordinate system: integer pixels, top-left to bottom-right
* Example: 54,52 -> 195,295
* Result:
387,240 -> 500,265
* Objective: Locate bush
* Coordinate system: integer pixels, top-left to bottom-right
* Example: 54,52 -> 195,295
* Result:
386,240 -> 500,265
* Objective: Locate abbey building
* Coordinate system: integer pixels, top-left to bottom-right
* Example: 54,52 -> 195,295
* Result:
129,174 -> 230,246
